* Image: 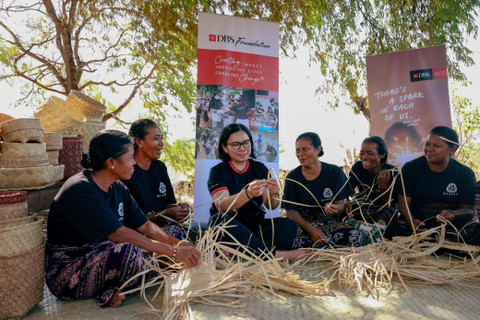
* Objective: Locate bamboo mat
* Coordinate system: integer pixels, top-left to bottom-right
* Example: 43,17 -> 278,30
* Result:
23,278 -> 480,320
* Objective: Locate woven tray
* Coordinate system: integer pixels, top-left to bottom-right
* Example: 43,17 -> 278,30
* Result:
0,242 -> 44,319
0,214 -> 43,257
35,96 -> 86,137
0,164 -> 64,190
0,118 -> 44,144
0,201 -> 28,221
67,90 -> 107,119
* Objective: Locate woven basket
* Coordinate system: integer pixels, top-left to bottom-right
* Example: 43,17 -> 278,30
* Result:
0,242 -> 44,319
0,191 -> 28,221
0,113 -> 14,140
67,90 -> 107,119
0,202 -> 28,221
0,190 -> 27,205
47,149 -> 60,165
35,96 -> 86,137
0,164 -> 64,190
78,119 -> 105,152
0,118 -> 44,143
0,214 -> 43,257
44,132 -> 63,150
58,135 -> 84,179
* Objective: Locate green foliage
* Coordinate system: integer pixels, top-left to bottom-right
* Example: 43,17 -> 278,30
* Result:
451,84 -> 480,179
161,137 -> 196,181
1,0 -> 478,128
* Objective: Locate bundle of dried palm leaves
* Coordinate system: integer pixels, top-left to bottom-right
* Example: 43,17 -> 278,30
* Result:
121,223 -> 329,319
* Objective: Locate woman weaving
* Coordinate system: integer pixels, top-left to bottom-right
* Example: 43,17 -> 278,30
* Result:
45,130 -> 200,307
388,126 -> 477,241
208,123 -> 311,261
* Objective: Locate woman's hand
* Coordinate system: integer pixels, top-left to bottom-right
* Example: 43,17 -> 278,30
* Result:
377,169 -> 391,191
266,178 -> 280,196
325,203 -> 339,215
246,179 -> 268,198
411,218 -> 427,232
165,203 -> 191,222
305,224 -> 327,243
174,245 -> 201,268
436,210 -> 455,224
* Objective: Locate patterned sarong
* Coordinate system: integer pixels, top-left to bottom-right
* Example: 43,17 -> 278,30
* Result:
292,208 -> 363,249
45,240 -> 152,307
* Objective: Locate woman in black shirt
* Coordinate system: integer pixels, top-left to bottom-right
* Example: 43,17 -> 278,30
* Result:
46,130 -> 200,307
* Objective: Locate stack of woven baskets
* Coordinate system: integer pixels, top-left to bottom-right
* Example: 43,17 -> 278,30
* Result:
0,191 -> 44,319
67,90 -> 106,153
34,91 -> 107,179
0,118 -> 64,190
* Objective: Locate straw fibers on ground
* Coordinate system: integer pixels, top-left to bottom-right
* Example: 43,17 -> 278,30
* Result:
24,173 -> 480,319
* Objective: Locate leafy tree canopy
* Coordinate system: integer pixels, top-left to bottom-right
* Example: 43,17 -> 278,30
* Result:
0,0 -> 478,124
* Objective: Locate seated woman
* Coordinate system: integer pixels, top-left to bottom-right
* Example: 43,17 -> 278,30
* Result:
349,136 -> 396,205
388,126 -> 477,241
282,132 -> 363,248
46,130 -> 200,308
208,123 -> 310,261
124,119 -> 196,241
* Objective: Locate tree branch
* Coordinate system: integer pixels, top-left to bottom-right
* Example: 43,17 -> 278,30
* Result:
102,66 -> 156,122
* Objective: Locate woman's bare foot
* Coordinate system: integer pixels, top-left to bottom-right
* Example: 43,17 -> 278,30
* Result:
275,248 -> 313,262
110,291 -> 125,307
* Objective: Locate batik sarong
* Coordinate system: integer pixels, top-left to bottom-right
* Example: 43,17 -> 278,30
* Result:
45,240 -> 152,307
292,208 -> 363,249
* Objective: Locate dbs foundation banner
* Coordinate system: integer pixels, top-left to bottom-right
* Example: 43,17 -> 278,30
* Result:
194,12 -> 280,223
366,45 -> 452,166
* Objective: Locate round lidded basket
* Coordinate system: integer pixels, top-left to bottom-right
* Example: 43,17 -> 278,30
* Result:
0,242 -> 44,319
0,214 -> 43,257
34,96 -> 86,137
58,135 -> 84,179
0,118 -> 44,143
67,90 -> 107,119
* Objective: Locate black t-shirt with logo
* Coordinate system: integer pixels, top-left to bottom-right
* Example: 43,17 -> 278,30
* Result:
348,161 -> 396,204
396,156 -> 476,208
282,162 -> 353,210
123,160 -> 177,214
231,102 -> 249,119
47,170 -> 147,246
208,159 -> 268,224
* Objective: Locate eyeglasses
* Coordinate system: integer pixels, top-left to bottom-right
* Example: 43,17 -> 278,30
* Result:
227,140 -> 251,150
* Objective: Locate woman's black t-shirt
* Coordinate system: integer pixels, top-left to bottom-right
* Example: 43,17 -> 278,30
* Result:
123,160 -> 176,214
348,161 -> 396,204
48,170 -> 147,246
208,159 -> 269,224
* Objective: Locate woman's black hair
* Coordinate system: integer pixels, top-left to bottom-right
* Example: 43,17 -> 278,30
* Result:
128,119 -> 158,153
296,132 -> 324,157
218,123 -> 256,161
362,136 -> 388,163
81,130 -> 132,171
429,126 -> 459,149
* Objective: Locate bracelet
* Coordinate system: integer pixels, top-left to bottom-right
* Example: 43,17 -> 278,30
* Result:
245,188 -> 252,200
172,244 -> 177,261
447,209 -> 456,220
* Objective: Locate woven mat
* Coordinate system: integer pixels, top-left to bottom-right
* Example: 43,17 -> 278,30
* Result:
23,277 -> 480,320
